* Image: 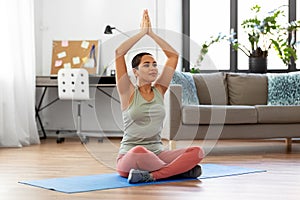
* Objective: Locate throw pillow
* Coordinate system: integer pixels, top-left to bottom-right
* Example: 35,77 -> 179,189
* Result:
193,72 -> 228,105
171,71 -> 199,105
267,72 -> 300,105
227,73 -> 268,105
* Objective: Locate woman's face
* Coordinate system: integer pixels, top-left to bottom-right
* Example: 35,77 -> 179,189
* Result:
134,55 -> 158,83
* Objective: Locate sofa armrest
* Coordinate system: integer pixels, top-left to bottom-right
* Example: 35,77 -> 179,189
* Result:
162,84 -> 182,140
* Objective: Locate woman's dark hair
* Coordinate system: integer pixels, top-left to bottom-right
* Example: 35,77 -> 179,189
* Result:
131,52 -> 152,69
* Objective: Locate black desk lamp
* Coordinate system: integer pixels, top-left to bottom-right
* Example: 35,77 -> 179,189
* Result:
104,25 -> 130,37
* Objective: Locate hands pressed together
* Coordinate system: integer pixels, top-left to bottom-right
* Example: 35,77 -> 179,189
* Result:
140,9 -> 153,35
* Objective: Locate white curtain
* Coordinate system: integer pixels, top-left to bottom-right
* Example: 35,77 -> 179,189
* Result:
0,0 -> 40,147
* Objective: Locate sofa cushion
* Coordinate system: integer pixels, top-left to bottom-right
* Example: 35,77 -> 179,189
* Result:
192,72 -> 228,105
227,73 -> 267,105
182,105 -> 257,125
171,71 -> 199,105
267,72 -> 300,105
256,105 -> 300,123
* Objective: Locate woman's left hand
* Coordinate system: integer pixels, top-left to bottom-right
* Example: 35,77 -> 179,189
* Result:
140,9 -> 153,35
140,10 -> 149,34
144,10 -> 153,35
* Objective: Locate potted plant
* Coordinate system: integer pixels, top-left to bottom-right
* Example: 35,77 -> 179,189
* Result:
196,4 -> 300,73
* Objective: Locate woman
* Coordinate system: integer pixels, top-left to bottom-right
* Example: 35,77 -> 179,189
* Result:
115,10 -> 204,184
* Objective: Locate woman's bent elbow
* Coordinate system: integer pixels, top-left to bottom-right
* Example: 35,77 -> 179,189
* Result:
115,48 -> 125,57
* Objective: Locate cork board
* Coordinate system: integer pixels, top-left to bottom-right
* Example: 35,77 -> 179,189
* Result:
51,40 -> 100,75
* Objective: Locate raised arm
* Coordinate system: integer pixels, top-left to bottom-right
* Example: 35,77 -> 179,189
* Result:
115,13 -> 148,110
144,10 -> 179,94
115,32 -> 145,89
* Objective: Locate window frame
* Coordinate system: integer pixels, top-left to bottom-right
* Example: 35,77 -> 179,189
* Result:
183,0 -> 298,73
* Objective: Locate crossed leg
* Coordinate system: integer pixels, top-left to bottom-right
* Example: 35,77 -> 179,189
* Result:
116,145 -> 204,180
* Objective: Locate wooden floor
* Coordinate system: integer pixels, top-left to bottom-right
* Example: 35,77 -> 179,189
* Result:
1,137 -> 300,200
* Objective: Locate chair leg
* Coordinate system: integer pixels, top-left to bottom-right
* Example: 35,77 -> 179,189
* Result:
285,138 -> 292,152
77,101 -> 81,135
77,101 -> 89,144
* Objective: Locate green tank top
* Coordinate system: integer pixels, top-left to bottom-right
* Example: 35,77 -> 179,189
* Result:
119,86 -> 166,155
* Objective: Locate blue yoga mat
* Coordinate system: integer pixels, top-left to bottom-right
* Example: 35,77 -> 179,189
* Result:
19,164 -> 266,193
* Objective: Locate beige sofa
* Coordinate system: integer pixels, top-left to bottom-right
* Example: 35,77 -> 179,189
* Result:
162,72 -> 300,151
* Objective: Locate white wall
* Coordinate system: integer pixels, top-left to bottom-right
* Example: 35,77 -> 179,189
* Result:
36,0 -> 157,75
35,0 -> 182,75
35,0 -> 182,132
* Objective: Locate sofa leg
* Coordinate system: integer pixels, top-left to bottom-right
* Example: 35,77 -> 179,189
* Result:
169,140 -> 176,150
285,138 -> 292,152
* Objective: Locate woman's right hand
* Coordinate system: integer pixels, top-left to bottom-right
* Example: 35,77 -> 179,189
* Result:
141,9 -> 153,35
140,10 -> 148,34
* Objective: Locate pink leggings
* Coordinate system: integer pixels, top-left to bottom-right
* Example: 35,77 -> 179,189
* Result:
116,145 -> 204,180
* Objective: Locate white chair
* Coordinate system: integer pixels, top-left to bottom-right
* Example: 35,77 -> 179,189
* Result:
57,68 -> 90,143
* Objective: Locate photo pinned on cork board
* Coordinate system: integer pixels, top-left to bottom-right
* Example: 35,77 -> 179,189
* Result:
51,40 -> 100,75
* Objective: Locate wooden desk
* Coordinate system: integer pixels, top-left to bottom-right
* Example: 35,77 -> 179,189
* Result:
35,75 -> 118,139
36,75 -> 116,87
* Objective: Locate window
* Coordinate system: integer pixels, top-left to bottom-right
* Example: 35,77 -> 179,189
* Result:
297,1 -> 300,69
186,0 -> 298,72
190,0 -> 230,70
238,0 -> 289,70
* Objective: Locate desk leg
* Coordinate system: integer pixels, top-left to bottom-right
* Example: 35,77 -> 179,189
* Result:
38,87 -> 48,110
96,87 -> 120,103
35,107 -> 47,139
36,87 -> 48,139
